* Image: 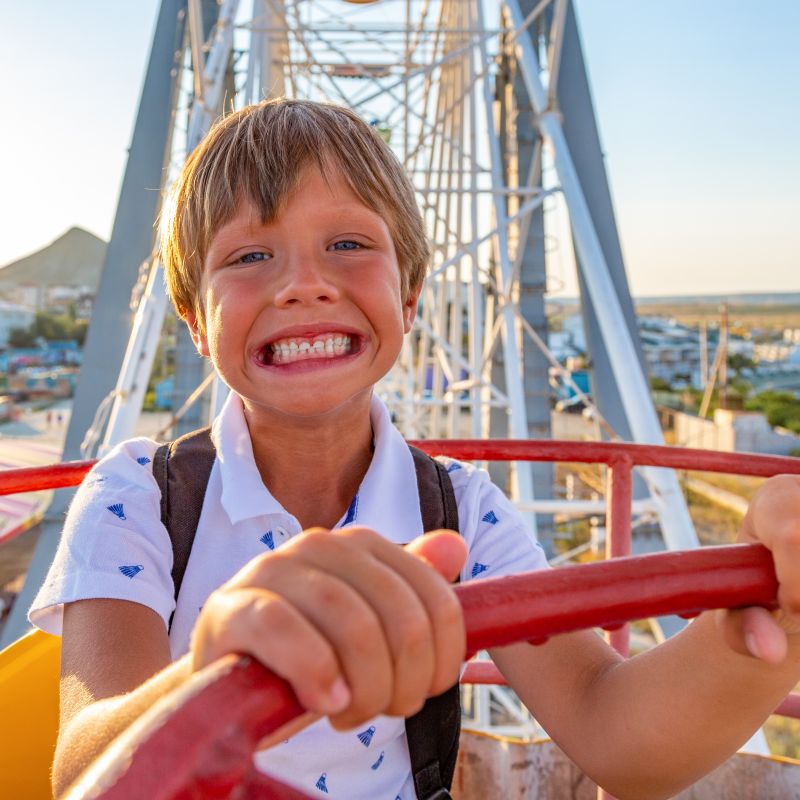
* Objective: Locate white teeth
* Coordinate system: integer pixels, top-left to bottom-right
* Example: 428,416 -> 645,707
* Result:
266,334 -> 353,364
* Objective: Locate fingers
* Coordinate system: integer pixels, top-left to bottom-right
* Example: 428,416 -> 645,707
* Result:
771,527 -> 800,624
718,607 -> 788,665
405,529 -> 468,583
740,475 -> 800,626
191,527 -> 466,730
251,547 -> 410,728
277,528 -> 465,724
191,586 -> 350,714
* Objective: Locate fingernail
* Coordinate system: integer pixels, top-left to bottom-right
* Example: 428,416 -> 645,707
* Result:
324,678 -> 350,712
745,632 -> 762,659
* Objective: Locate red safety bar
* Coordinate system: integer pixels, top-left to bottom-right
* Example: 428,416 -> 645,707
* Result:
62,544 -> 780,800
1,440 -> 798,800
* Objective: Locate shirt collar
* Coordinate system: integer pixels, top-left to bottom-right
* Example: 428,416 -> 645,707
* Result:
353,394 -> 423,543
213,393 -> 286,524
212,393 -> 423,540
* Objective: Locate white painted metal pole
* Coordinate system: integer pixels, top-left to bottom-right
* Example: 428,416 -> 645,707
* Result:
475,0 -> 538,536
101,263 -> 169,453
506,0 -> 697,550
186,0 -> 240,149
100,0 -> 240,449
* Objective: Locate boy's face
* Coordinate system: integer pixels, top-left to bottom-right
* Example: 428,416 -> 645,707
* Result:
187,166 -> 419,422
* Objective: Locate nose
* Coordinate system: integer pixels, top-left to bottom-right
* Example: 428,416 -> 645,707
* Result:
273,251 -> 341,307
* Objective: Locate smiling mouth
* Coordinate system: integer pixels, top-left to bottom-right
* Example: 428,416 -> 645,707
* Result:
258,333 -> 356,366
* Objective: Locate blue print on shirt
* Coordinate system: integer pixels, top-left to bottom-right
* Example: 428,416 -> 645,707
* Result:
471,562 -> 489,578
482,510 -> 498,525
260,530 -> 275,550
446,462 -> 462,473
119,565 -> 144,579
136,456 -> 151,465
342,493 -> 359,526
315,773 -> 329,793
107,503 -> 127,520
357,725 -> 376,747
371,751 -> 385,770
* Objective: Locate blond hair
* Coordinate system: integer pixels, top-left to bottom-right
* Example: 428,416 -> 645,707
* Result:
160,98 -> 429,322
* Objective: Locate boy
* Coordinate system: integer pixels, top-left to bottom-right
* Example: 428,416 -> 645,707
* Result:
30,99 -> 800,800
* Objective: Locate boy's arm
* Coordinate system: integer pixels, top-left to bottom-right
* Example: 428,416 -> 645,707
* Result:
54,528 -> 468,798
494,616 -> 800,800
54,598 -> 188,798
495,473 -> 800,800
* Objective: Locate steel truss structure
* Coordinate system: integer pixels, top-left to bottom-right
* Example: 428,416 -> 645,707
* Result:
6,3 -> 703,737
96,0 -> 696,542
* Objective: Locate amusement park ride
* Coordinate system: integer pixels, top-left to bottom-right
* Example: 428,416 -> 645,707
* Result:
1,1 -> 800,798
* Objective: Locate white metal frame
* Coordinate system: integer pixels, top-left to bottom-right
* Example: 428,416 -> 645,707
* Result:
95,0 -> 703,739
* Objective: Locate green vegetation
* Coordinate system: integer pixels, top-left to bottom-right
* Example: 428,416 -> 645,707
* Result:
8,308 -> 88,347
745,391 -> 800,434
650,377 -> 672,392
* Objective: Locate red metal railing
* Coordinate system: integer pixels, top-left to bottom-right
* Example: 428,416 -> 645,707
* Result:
2,440 -> 799,800
2,442 -> 799,680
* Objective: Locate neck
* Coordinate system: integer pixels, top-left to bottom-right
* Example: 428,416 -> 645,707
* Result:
241,395 -> 375,529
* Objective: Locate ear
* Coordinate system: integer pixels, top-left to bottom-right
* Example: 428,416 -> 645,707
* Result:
184,310 -> 210,357
402,286 -> 421,334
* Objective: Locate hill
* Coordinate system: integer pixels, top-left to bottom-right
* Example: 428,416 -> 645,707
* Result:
0,228 -> 106,292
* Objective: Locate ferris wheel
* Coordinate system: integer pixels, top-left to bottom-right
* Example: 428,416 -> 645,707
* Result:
4,0 -> 699,656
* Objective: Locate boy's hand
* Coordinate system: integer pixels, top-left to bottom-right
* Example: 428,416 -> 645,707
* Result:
719,474 -> 800,664
191,528 -> 467,730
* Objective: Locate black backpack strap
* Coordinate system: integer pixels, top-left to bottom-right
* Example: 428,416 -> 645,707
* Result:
405,445 -> 461,800
152,426 -> 216,630
152,433 -> 461,797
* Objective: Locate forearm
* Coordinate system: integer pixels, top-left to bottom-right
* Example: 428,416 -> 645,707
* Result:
54,654 -> 192,799
582,614 -> 800,799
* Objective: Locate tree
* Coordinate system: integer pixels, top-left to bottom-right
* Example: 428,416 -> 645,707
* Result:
8,327 -> 36,348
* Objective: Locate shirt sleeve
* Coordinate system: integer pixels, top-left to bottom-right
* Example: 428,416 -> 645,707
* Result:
441,458 -> 549,582
28,437 -> 176,635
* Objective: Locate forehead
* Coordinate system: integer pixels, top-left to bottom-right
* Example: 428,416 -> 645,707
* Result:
204,168 -> 394,262
215,166 -> 389,239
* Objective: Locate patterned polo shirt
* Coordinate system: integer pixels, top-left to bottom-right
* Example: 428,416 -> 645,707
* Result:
30,392 -> 548,799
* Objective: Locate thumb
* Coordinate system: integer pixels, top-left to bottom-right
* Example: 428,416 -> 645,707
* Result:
717,606 -> 788,665
405,530 -> 467,583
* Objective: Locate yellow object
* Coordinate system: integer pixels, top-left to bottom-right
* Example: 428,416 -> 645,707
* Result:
0,629 -> 60,798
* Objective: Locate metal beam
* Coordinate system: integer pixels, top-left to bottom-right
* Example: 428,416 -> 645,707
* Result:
506,0 -> 698,551
2,0 -> 189,645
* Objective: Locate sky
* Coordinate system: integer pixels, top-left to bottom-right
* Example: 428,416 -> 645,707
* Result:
0,0 -> 797,298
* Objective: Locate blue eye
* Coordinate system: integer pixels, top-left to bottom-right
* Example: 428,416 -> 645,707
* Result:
238,251 -> 269,264
331,240 -> 361,251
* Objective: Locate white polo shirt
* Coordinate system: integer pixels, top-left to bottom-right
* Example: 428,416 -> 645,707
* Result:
30,392 -> 547,799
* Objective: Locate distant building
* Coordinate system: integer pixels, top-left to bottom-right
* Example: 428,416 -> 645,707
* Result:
784,328 -> 800,345
0,300 -> 35,346
11,284 -> 42,309
639,316 -> 701,387
675,408 -> 800,456
755,341 -> 798,363
46,285 -> 95,316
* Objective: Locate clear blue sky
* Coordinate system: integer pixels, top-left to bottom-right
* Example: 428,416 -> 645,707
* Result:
0,0 -> 797,297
